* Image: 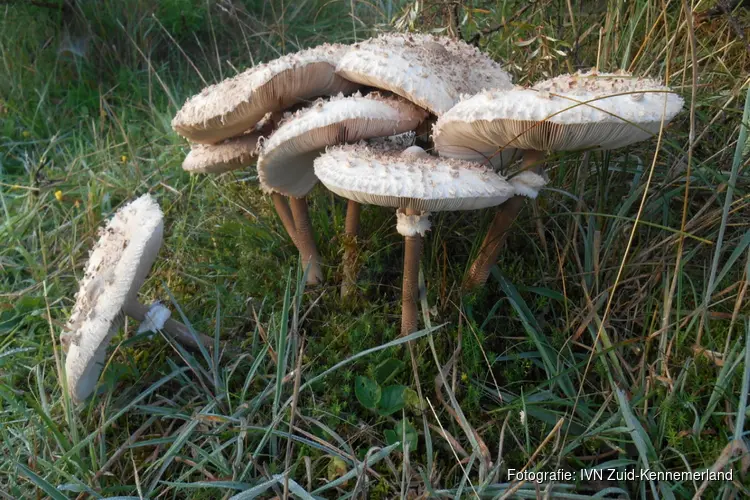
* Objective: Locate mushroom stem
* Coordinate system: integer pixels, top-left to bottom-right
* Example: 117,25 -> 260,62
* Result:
464,150 -> 546,289
122,301 -> 213,351
398,209 -> 430,336
289,196 -> 323,285
341,199 -> 361,299
271,193 -> 299,247
402,232 -> 421,336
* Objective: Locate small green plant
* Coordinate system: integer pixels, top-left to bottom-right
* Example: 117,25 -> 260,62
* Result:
384,419 -> 418,452
354,358 -> 420,416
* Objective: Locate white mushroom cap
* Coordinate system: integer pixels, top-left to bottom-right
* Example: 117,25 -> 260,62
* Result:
434,69 -> 684,154
313,144 -> 541,212
182,133 -> 262,174
336,33 -> 513,116
172,44 -> 359,144
257,93 -> 428,197
62,194 -> 164,402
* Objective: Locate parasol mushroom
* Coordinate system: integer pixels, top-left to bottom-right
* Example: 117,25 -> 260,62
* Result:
434,69 -> 684,288
61,194 -> 212,402
172,43 -> 359,144
336,33 -> 513,116
182,132 -> 263,174
257,92 -> 428,286
314,144 -> 545,336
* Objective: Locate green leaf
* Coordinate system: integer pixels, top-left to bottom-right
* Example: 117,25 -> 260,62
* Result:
373,358 -> 405,384
0,310 -> 22,334
403,387 -> 424,411
354,376 -> 381,409
16,463 -> 68,500
326,456 -> 347,482
395,419 -> 418,452
229,476 -> 278,499
384,429 -> 398,446
377,385 -> 406,416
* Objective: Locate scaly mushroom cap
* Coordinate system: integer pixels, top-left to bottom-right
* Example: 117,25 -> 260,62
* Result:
434,69 -> 684,156
336,33 -> 513,116
172,44 -> 359,144
62,194 -> 164,402
257,93 -> 428,197
182,133 -> 262,174
314,144 -> 543,212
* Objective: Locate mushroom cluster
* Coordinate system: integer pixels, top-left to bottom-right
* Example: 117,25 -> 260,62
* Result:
63,33 -> 684,402
167,35 -> 682,338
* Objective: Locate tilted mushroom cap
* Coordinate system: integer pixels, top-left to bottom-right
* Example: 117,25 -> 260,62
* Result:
62,194 -> 163,402
182,133 -> 262,174
257,93 -> 428,197
336,33 -> 513,116
172,44 -> 359,144
313,144 -> 543,212
434,69 -> 684,155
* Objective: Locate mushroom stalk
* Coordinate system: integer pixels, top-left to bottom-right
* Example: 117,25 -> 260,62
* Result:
341,199 -> 361,299
398,209 -> 430,336
271,193 -> 299,248
122,301 -> 213,351
401,232 -> 421,336
289,196 -> 324,284
464,150 -> 545,289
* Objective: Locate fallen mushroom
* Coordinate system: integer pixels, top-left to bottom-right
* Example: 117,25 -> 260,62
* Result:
257,92 -> 428,286
62,194 -> 212,402
314,144 -> 544,335
434,69 -> 684,288
172,43 -> 359,144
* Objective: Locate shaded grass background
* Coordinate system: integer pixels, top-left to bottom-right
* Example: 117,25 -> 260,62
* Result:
1,0 -> 749,498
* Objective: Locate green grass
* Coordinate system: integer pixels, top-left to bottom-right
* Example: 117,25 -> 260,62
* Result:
1,0 -> 749,498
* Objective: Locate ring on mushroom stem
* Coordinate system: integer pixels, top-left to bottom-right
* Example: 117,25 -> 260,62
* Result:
62,194 -> 213,403
434,69 -> 684,289
314,143 -> 544,336
257,93 -> 427,287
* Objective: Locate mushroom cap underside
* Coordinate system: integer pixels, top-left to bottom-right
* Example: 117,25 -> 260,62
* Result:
182,133 -> 262,174
434,71 -> 683,153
